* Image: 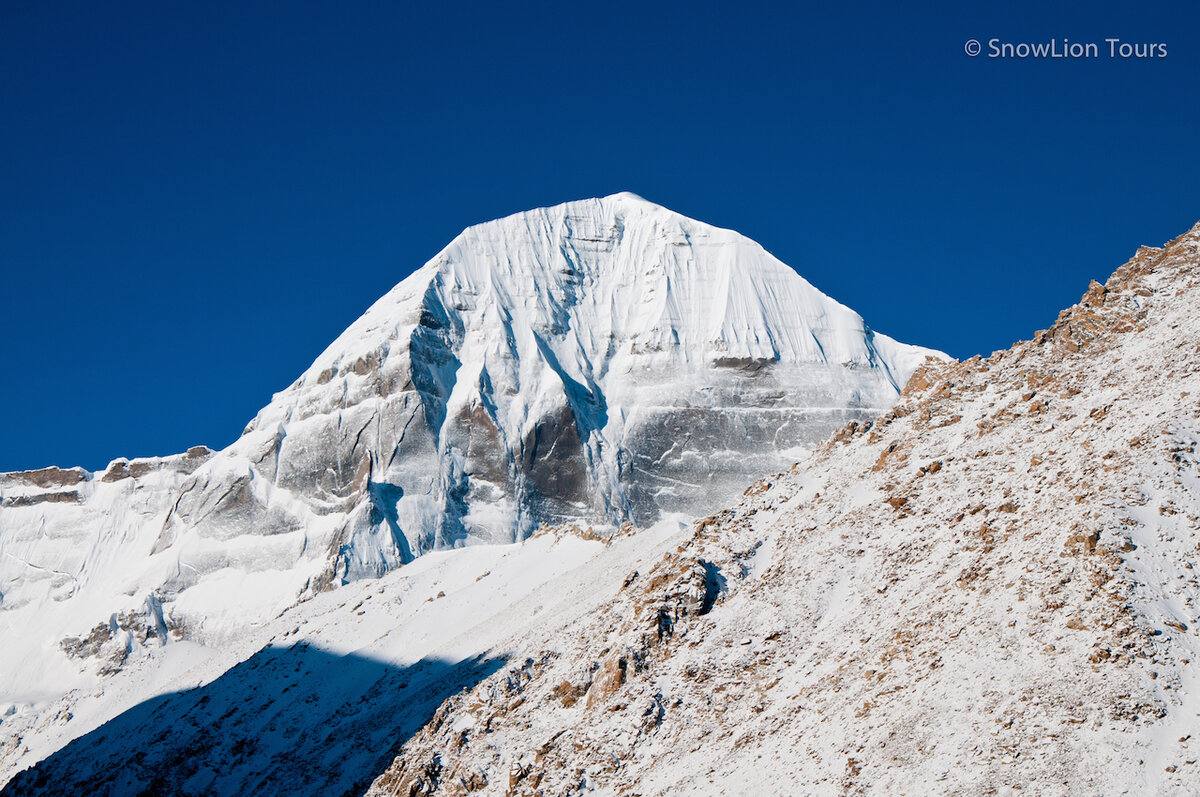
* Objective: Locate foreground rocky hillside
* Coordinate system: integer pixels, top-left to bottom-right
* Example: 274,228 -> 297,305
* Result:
366,222 -> 1200,795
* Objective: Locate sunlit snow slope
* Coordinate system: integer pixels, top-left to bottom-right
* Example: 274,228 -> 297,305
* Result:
0,193 -> 940,728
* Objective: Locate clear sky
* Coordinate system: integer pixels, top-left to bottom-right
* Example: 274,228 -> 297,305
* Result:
2,0 -> 1198,471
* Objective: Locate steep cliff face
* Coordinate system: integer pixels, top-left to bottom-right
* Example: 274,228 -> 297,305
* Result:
0,194 -> 936,729
363,223 -> 1200,796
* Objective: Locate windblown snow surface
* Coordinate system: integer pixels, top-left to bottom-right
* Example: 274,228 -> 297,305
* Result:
0,194 -> 939,793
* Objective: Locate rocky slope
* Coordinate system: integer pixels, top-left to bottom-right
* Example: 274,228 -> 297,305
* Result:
363,222 -> 1200,796
0,194 -> 937,787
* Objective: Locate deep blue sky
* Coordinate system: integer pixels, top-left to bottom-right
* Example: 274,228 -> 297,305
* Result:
2,1 -> 1198,471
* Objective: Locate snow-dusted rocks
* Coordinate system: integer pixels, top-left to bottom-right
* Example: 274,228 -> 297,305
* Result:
0,194 -> 936,770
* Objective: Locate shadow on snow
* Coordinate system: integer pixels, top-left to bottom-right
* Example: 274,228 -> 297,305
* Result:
3,642 -> 505,797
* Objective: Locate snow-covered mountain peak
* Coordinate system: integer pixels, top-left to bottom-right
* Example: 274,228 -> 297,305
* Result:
0,199 -> 941,749
262,194 -> 931,432
230,195 -> 940,564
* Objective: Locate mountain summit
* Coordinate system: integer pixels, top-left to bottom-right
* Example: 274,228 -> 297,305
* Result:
244,192 -> 939,573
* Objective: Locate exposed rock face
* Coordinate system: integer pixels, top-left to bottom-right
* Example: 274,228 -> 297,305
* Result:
364,221 -> 1200,795
0,467 -> 88,507
3,467 -> 87,490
